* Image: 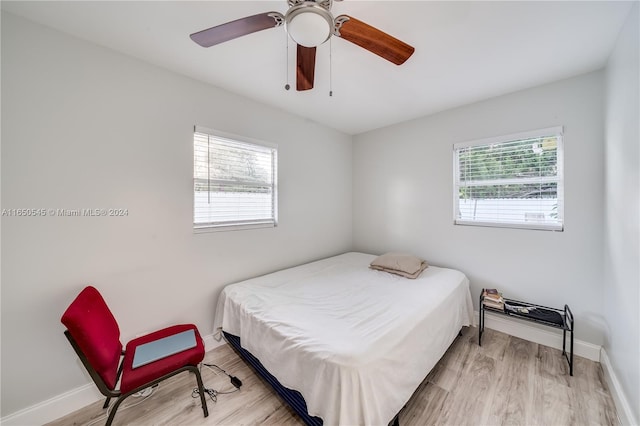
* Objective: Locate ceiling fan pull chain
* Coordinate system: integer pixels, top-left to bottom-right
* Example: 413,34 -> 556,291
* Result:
329,37 -> 333,97
285,32 -> 291,91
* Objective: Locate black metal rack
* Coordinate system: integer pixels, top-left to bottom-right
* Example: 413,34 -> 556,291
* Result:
478,289 -> 574,376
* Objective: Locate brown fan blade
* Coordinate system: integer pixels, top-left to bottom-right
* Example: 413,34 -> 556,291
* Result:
190,12 -> 283,48
334,15 -> 415,65
296,45 -> 316,91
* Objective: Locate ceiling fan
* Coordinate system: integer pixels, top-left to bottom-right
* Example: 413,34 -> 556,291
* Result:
190,0 -> 415,91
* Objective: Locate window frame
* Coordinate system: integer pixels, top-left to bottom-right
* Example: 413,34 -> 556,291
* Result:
193,126 -> 278,232
452,126 -> 564,231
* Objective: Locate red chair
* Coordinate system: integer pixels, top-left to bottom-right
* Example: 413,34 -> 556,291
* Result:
61,286 -> 209,425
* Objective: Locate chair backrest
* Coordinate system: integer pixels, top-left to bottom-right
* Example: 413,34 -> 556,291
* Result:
61,286 -> 123,391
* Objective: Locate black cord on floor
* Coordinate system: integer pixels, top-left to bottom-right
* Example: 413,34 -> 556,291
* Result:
192,363 -> 243,403
203,363 -> 243,388
192,387 -> 221,403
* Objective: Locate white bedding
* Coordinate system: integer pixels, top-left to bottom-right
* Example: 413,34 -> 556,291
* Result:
214,252 -> 474,426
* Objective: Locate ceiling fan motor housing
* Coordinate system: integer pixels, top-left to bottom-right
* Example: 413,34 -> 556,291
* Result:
285,1 -> 334,47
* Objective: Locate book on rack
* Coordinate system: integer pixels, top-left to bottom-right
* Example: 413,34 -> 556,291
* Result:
482,289 -> 504,310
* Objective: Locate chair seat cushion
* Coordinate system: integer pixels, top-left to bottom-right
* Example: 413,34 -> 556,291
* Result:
120,324 -> 205,393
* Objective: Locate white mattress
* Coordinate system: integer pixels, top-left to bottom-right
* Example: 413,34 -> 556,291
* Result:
214,252 -> 474,425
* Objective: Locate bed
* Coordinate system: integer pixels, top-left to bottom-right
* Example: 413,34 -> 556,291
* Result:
213,252 -> 474,425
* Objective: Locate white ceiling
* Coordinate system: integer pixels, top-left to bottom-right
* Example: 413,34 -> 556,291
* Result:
2,1 -> 633,135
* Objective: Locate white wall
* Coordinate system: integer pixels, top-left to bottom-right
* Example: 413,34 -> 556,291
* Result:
0,12 -> 352,417
353,71 -> 605,345
604,3 -> 640,423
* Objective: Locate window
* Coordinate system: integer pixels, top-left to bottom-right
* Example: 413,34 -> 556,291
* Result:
193,127 -> 277,230
453,126 -> 563,231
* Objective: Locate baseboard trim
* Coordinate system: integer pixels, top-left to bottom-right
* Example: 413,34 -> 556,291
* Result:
0,332 -> 221,426
0,383 -> 103,426
600,348 -> 638,426
203,331 -> 225,352
476,310 -> 601,361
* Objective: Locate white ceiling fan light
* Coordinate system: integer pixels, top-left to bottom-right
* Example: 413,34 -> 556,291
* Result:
284,2 -> 334,48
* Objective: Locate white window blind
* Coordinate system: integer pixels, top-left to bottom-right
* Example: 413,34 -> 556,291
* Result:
194,127 -> 277,230
453,126 -> 564,231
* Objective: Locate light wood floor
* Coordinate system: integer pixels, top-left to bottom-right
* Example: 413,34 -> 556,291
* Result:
48,327 -> 618,426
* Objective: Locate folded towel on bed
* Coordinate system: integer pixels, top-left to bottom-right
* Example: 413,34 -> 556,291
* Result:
370,252 -> 428,279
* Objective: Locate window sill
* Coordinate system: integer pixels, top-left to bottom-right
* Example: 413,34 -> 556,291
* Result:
193,222 -> 277,233
454,220 -> 563,232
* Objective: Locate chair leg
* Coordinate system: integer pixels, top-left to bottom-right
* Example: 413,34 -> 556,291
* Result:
105,395 -> 127,426
194,367 -> 209,417
102,396 -> 111,409
104,366 -> 208,424
192,366 -> 209,417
